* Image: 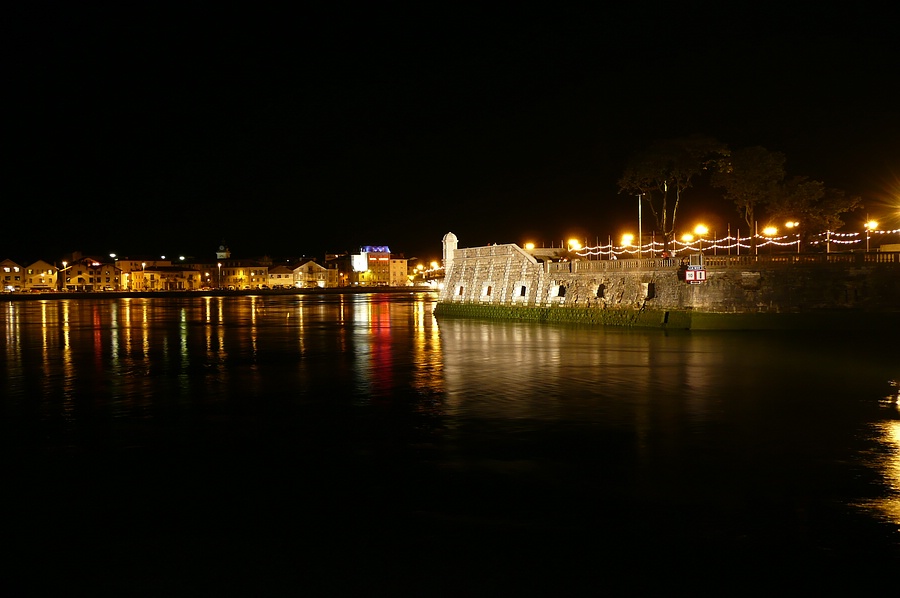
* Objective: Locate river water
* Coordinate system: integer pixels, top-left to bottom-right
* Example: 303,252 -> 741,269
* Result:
2,292 -> 898,594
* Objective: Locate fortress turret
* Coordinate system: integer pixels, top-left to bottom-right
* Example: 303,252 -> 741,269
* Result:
442,232 -> 458,275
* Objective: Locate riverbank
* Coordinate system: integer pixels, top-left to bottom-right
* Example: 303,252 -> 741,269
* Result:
0,286 -> 439,302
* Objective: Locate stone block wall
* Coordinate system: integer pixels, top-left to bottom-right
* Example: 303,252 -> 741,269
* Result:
437,244 -> 900,327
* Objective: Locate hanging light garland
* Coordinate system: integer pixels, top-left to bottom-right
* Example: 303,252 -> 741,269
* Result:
573,227 -> 900,258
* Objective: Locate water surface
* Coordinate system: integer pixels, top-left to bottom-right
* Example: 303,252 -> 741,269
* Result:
2,293 -> 898,593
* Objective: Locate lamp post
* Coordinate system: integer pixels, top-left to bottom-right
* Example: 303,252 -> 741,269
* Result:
865,219 -> 878,252
681,233 -> 693,256
621,234 -> 634,258
637,193 -> 643,259
59,260 -> 68,291
217,262 -> 222,289
109,253 -> 118,290
762,226 -> 778,255
785,221 -> 800,254
693,224 -> 708,253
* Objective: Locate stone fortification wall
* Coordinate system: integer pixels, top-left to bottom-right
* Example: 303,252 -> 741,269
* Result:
435,243 -> 900,329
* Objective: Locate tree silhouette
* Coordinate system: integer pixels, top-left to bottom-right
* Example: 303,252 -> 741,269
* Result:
618,135 -> 729,248
710,146 -> 785,231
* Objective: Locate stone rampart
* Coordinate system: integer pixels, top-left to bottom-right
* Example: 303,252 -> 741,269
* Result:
434,244 -> 900,330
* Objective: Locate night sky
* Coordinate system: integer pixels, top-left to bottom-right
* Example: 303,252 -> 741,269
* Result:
7,3 -> 898,263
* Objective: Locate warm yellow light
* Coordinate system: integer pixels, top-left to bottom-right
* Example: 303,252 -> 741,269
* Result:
568,238 -> 582,250
622,234 -> 634,246
524,242 -> 535,251
693,224 -> 708,236
866,220 -> 878,231
430,261 -> 439,269
416,264 -> 424,271
763,226 -> 778,236
681,233 -> 693,243
785,221 -> 799,228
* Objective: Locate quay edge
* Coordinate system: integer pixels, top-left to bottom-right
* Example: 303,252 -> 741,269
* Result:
432,302 -> 900,331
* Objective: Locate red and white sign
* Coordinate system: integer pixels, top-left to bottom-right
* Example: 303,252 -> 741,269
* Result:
685,268 -> 707,283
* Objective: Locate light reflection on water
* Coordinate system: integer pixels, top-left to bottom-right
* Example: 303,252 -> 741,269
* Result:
874,419 -> 900,524
858,387 -> 900,529
434,317 -> 900,543
2,292 -> 900,587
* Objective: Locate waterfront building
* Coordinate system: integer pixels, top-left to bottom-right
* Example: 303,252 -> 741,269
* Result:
293,259 -> 337,288
131,264 -> 203,291
267,264 -> 295,288
22,260 -> 58,291
339,246 -> 409,286
217,260 -> 269,290
116,258 -> 171,290
389,256 -> 408,286
1,259 -> 24,291
60,256 -> 120,292
186,245 -> 269,290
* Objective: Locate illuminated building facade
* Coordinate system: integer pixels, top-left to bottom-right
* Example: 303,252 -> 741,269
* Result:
293,259 -> 337,288
348,246 -> 408,286
22,260 -> 58,291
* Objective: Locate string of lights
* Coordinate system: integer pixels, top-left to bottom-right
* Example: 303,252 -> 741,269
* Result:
572,228 -> 900,259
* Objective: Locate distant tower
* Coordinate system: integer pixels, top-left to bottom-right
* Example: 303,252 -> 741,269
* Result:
442,232 -> 458,274
216,243 -> 231,260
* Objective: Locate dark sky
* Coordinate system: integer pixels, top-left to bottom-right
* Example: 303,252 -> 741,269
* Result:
7,2 -> 899,263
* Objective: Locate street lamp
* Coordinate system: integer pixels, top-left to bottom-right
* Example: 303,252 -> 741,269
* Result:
59,260 -> 68,291
693,224 -> 708,253
865,219 -> 878,252
762,226 -> 778,255
681,233 -> 693,255
785,221 -> 800,253
109,253 -> 118,290
217,262 -> 222,289
621,234 -> 633,257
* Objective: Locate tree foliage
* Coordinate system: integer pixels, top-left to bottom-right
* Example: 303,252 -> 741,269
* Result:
766,177 -> 862,241
710,146 -> 785,230
618,135 -> 730,245
711,146 -> 862,240
619,137 -> 862,247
